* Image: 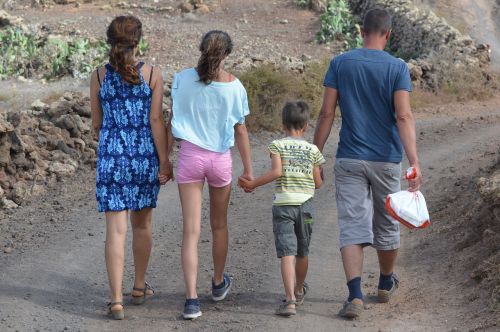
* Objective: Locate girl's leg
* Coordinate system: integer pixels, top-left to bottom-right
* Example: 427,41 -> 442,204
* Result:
179,182 -> 204,299
208,184 -> 231,285
130,208 -> 154,296
105,211 -> 129,309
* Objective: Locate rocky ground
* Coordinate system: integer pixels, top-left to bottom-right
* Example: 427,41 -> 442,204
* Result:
0,0 -> 499,331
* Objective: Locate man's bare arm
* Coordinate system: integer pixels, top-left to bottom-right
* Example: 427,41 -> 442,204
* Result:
313,87 -> 338,152
394,90 -> 422,191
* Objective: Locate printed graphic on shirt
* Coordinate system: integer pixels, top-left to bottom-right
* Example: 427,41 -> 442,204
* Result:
269,138 -> 325,205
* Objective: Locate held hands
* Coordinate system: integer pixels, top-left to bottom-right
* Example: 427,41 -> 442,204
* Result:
238,172 -> 255,193
158,160 -> 174,185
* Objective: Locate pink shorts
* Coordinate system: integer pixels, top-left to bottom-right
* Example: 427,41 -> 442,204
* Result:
176,141 -> 232,187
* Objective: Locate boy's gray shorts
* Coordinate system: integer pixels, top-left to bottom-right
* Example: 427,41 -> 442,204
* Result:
272,199 -> 314,258
334,158 -> 401,250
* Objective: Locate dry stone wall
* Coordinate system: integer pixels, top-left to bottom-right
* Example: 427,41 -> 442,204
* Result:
0,93 -> 96,209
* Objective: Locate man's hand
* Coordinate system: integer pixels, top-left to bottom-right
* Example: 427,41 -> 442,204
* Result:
407,164 -> 422,192
238,176 -> 255,192
158,160 -> 174,185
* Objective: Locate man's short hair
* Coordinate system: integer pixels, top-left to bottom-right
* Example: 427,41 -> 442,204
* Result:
363,8 -> 392,35
282,101 -> 310,130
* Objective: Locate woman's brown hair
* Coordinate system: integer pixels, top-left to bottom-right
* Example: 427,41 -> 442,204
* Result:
197,30 -> 233,84
106,16 -> 142,85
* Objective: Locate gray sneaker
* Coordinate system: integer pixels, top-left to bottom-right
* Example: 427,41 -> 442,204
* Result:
339,300 -> 363,319
212,273 -> 232,301
377,274 -> 399,303
295,282 -> 309,305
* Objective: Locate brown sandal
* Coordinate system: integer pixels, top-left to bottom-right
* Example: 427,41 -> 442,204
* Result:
131,282 -> 154,305
107,301 -> 124,320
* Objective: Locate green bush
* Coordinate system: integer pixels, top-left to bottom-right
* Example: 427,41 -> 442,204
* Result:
315,0 -> 362,50
0,27 -> 149,80
238,60 -> 329,132
294,0 -> 309,8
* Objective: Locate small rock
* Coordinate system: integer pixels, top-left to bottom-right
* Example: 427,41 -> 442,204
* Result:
4,247 -> 12,254
88,232 -> 94,237
279,19 -> 289,24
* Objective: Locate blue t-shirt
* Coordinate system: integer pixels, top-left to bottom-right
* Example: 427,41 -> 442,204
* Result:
323,48 -> 412,163
171,68 -> 250,153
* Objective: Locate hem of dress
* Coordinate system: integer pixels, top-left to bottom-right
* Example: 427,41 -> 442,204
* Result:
98,204 -> 157,213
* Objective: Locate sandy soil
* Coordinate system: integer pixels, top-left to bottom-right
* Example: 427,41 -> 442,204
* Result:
0,97 -> 499,331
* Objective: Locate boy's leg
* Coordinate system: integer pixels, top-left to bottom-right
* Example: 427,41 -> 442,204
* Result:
281,256 -> 296,304
273,205 -> 299,310
208,184 -> 231,286
295,256 -> 308,294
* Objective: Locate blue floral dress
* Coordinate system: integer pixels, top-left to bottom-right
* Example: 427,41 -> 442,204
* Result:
96,62 -> 160,212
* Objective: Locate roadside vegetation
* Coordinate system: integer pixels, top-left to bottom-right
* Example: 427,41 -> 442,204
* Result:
239,60 -> 329,131
0,27 -> 149,80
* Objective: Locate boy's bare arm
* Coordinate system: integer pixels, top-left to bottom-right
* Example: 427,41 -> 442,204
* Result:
238,153 -> 282,190
313,165 -> 323,189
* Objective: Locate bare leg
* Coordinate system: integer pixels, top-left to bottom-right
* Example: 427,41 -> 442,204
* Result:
341,244 -> 364,304
208,184 -> 231,285
179,182 -> 204,299
105,211 -> 128,310
295,256 -> 308,294
281,256 -> 296,307
130,208 -> 154,296
377,249 -> 398,275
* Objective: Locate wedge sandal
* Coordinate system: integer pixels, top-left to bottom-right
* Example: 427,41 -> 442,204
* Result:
131,281 -> 154,305
275,300 -> 297,317
107,301 -> 124,320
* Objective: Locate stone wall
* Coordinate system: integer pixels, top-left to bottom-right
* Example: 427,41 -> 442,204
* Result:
304,0 -> 491,89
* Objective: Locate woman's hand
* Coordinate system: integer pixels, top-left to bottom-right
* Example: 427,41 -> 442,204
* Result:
158,160 -> 174,185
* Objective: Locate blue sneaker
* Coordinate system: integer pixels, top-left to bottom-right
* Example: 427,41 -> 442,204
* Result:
212,273 -> 232,301
183,298 -> 202,320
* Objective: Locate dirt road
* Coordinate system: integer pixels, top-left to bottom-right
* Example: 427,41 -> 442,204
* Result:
0,98 -> 499,331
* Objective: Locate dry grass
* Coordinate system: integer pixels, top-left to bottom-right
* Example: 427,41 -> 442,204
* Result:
41,91 -> 64,104
238,59 -> 329,131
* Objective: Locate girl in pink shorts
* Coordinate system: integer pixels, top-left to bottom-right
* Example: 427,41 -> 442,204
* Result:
168,30 -> 253,319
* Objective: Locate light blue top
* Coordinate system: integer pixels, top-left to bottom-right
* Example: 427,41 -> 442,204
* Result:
324,48 -> 412,163
171,67 -> 250,153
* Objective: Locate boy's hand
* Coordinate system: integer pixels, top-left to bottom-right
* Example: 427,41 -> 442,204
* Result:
238,176 -> 255,192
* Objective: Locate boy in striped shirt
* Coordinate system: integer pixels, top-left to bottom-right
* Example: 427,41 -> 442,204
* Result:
238,101 -> 325,316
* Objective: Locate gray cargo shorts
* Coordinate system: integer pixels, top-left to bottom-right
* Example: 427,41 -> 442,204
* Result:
334,158 -> 401,250
272,199 -> 314,258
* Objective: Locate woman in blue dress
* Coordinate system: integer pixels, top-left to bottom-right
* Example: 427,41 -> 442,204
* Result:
90,16 -> 172,320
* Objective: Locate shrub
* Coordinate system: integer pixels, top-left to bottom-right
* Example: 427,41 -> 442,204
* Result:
315,0 -> 362,50
294,0 -> 309,8
0,27 -> 149,80
238,59 -> 329,132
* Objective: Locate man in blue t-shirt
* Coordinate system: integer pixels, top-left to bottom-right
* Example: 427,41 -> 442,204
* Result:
313,8 -> 423,319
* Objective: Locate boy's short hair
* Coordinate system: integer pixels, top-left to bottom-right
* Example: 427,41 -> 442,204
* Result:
282,101 -> 310,130
363,8 -> 392,35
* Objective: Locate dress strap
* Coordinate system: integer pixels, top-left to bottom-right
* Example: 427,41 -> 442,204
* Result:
137,61 -> 145,69
96,67 -> 101,87
149,66 -> 154,86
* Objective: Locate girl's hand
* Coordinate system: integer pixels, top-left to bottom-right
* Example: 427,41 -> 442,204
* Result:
238,176 -> 254,192
158,160 -> 174,185
239,172 -> 254,193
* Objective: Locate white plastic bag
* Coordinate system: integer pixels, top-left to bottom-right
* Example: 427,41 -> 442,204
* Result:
386,190 -> 430,229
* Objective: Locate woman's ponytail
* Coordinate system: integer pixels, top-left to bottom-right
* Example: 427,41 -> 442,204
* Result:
106,16 -> 142,85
